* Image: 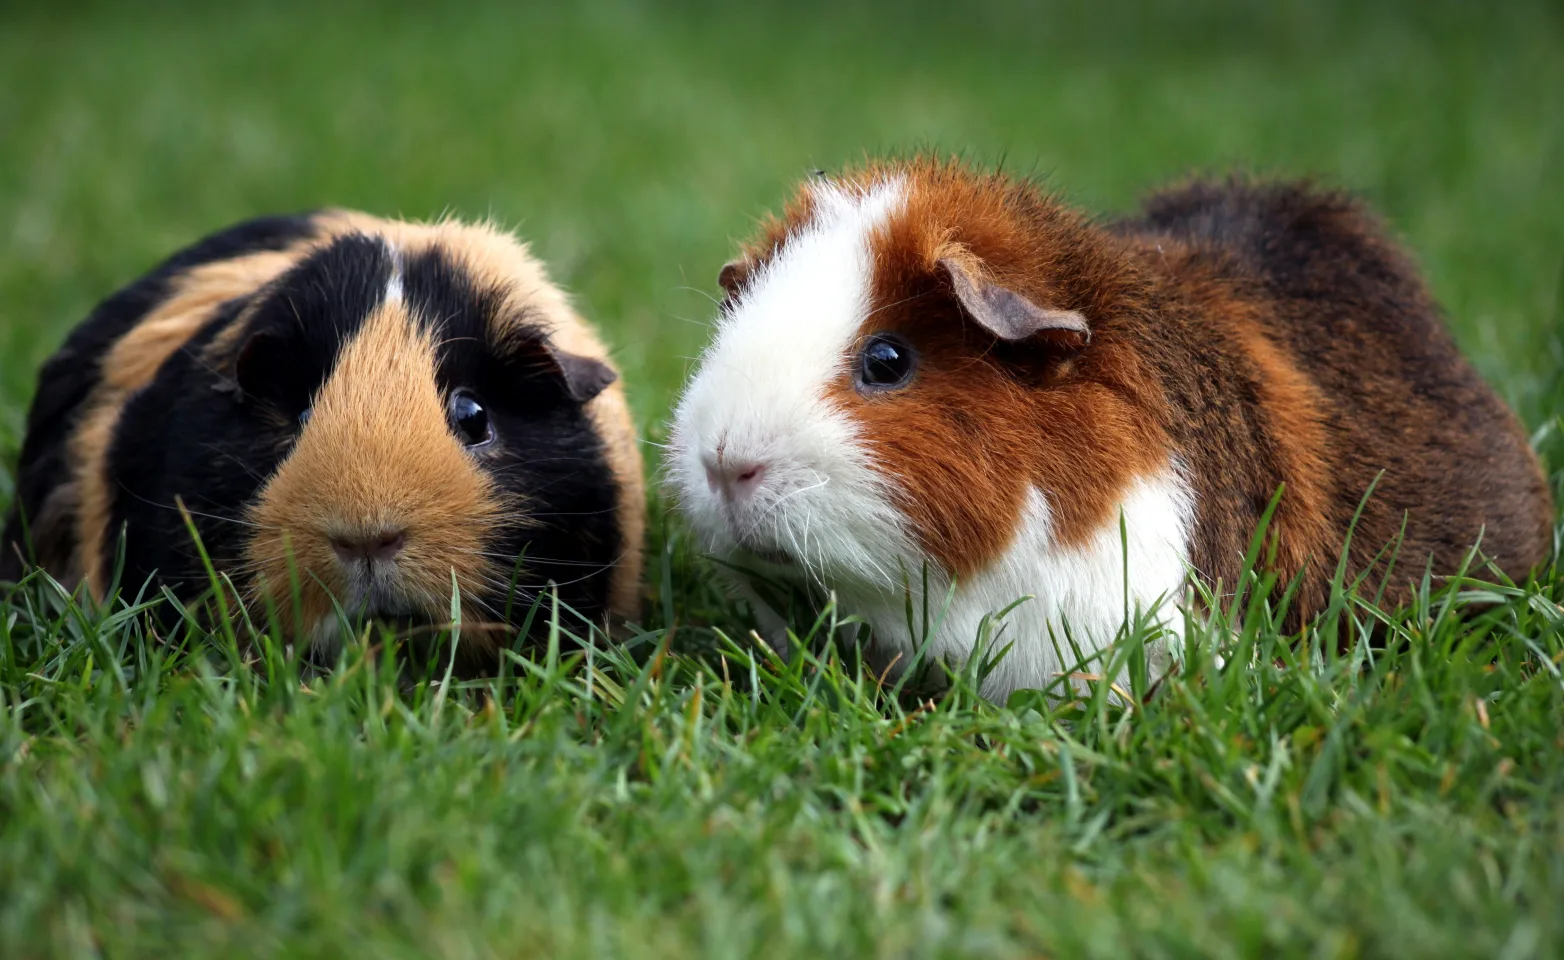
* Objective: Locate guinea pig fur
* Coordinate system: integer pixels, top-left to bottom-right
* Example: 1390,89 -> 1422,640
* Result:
670,157 -> 1554,701
1,211 -> 644,661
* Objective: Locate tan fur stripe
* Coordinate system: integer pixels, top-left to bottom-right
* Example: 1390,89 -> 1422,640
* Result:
1223,308 -> 1335,610
74,244 -> 319,595
244,300 -> 504,625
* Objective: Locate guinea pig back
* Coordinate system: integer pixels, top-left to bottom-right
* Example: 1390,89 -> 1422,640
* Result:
2,211 -> 644,657
671,158 -> 1553,699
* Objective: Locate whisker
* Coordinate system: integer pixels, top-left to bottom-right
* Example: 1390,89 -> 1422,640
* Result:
115,487 -> 267,531
516,507 -> 622,519
862,289 -> 936,324
197,444 -> 272,484
743,476 -> 829,539
671,285 -> 723,310
467,549 -> 620,569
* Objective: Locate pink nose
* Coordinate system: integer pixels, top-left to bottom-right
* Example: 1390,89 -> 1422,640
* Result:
704,458 -> 768,502
330,529 -> 407,565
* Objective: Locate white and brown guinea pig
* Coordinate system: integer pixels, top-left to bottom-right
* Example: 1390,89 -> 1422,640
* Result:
670,157 -> 1554,700
1,210 -> 644,659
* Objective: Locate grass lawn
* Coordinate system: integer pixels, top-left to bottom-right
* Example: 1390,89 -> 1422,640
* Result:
3,0 -> 1563,955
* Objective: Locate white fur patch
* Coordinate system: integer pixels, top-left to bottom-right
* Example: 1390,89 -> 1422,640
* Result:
384,250 -> 404,305
844,469 -> 1195,701
670,177 -> 916,587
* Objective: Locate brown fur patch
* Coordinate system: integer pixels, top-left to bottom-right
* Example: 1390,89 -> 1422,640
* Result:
243,300 -> 503,626
727,157 -> 1554,627
1213,294 -> 1335,612
827,161 -> 1170,577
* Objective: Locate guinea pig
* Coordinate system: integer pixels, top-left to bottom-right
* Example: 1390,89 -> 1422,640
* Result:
1,210 -> 644,660
670,157 -> 1554,701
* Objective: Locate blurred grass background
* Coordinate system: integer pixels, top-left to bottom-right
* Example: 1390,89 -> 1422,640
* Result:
2,0 -> 1561,457
2,2 -> 1563,956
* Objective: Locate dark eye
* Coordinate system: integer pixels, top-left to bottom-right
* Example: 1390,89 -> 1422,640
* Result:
298,407 -> 312,427
858,334 -> 915,390
447,390 -> 494,447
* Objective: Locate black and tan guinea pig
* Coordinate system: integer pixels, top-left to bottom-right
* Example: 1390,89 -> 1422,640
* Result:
1,210 -> 644,661
669,157 -> 1554,700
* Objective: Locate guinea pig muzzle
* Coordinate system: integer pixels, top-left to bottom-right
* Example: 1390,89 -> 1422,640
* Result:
313,524 -> 423,619
698,449 -> 795,562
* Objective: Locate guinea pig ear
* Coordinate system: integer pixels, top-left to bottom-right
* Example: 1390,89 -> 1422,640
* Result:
549,347 -> 618,404
937,257 -> 1090,349
502,333 -> 618,404
717,260 -> 750,301
233,330 -> 312,405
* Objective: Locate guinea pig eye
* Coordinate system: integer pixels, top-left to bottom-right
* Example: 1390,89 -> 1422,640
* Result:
298,407 -> 313,428
858,334 -> 916,390
447,390 -> 494,447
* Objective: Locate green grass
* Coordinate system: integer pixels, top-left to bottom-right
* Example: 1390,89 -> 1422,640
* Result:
2,0 -> 1563,956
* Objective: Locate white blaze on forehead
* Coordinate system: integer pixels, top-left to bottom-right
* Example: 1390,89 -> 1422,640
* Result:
685,176 -> 906,443
384,244 -> 404,305
670,177 -> 913,584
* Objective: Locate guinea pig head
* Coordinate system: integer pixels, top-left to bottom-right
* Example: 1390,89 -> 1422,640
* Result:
671,161 -> 1171,597
229,227 -> 623,647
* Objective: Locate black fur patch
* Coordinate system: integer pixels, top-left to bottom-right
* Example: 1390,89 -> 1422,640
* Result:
401,246 -> 624,631
102,233 -> 393,598
2,214 -> 318,581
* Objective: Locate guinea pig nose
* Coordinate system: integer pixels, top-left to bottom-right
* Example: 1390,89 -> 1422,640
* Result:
329,528 -> 408,564
732,463 -> 766,490
704,458 -> 769,502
